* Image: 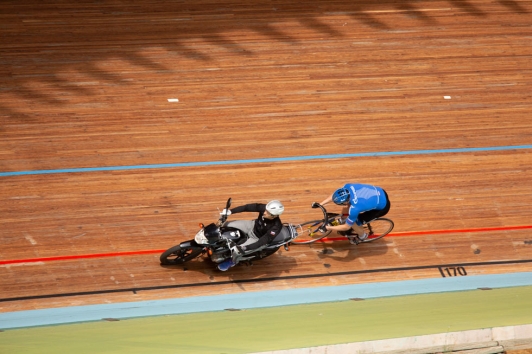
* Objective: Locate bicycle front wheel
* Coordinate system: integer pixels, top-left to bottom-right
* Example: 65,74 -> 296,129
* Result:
292,219 -> 332,244
362,218 -> 394,243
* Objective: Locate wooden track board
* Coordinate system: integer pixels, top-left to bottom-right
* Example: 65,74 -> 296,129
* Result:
1,0 -> 532,314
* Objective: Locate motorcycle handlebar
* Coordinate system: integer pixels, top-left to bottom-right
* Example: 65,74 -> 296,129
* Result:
218,197 -> 232,225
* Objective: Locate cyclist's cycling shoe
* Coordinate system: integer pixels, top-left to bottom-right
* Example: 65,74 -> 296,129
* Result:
358,232 -> 368,241
347,232 -> 368,245
338,228 -> 368,244
347,236 -> 359,245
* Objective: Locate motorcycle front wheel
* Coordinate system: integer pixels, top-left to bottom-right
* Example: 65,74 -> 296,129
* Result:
160,245 -> 203,265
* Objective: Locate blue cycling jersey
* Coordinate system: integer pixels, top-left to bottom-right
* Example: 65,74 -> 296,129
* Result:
343,183 -> 387,226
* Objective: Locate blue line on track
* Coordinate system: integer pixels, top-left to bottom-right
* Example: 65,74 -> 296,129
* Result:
1,272 -> 531,329
2,144 -> 532,177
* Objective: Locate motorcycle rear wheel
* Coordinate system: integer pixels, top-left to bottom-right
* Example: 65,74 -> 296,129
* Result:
160,245 -> 203,265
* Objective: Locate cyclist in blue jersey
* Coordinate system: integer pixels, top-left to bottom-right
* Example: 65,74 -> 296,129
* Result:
315,183 -> 391,244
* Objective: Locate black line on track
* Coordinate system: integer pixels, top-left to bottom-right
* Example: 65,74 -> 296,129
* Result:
2,258 -> 532,303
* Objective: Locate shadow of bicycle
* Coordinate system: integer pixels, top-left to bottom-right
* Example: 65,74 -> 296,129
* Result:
310,236 -> 391,264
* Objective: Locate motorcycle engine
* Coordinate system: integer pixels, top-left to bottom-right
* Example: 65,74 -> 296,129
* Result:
210,248 -> 229,263
211,253 -> 226,263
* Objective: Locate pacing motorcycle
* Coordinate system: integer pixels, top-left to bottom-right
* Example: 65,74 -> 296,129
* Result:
159,198 -> 309,269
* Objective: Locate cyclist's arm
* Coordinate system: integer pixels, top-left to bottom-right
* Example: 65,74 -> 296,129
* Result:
320,194 -> 333,206
326,208 -> 356,232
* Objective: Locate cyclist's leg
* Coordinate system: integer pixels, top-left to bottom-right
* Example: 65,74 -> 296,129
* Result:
336,216 -> 364,242
350,222 -> 366,238
340,222 -> 365,244
343,209 -> 368,236
337,206 -> 365,241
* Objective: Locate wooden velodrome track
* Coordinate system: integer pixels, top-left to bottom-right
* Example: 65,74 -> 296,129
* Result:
1,0 -> 531,317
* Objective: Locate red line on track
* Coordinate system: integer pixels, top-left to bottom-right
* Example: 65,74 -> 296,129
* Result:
390,224 -> 532,237
0,249 -> 165,265
293,224 -> 532,243
2,225 -> 531,266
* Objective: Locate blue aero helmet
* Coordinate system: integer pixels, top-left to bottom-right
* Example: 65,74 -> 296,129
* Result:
332,188 -> 350,205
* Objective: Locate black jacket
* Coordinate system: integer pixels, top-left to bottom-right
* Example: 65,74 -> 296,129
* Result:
230,203 -> 283,251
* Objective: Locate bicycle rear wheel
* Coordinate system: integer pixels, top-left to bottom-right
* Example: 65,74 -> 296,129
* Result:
362,218 -> 394,243
292,219 -> 332,244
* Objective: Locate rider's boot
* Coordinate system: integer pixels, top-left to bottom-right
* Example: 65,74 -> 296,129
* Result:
218,259 -> 236,271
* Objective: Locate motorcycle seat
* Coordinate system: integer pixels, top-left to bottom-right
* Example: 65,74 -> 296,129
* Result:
271,225 -> 296,244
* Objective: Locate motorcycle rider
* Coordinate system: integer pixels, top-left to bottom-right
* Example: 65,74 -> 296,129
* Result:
217,200 -> 285,271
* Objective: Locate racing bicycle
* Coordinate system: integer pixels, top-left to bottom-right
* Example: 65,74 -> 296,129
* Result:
292,203 -> 394,245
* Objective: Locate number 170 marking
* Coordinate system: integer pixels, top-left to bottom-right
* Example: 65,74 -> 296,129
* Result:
439,266 -> 467,277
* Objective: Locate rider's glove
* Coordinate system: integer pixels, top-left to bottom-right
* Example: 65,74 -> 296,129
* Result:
220,209 -> 232,216
311,202 -> 320,209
